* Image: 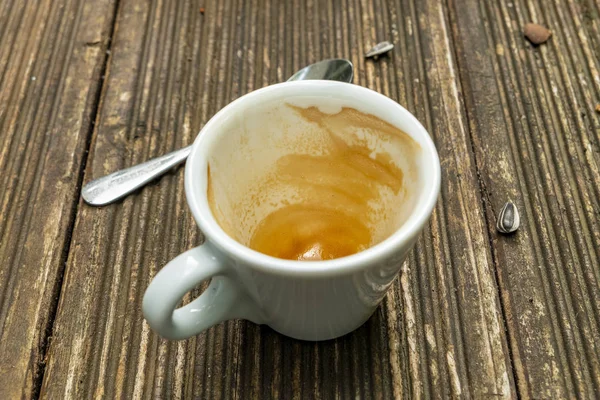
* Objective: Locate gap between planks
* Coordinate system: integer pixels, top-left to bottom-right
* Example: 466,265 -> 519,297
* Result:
30,0 -> 124,398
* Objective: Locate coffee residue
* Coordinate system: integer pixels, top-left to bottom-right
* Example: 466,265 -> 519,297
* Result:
247,105 -> 408,261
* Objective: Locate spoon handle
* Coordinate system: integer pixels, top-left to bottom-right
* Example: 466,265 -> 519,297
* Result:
81,145 -> 193,206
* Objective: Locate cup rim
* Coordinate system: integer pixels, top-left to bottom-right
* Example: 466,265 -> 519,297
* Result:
185,81 -> 440,277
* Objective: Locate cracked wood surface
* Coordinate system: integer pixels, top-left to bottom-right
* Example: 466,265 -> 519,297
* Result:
0,0 -> 598,398
0,0 -> 117,397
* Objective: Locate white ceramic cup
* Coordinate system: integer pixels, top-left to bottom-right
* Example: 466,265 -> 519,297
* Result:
142,81 -> 440,341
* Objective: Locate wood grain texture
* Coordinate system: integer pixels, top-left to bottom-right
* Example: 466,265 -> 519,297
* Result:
0,0 -> 117,398
0,0 -> 594,398
449,0 -> 600,398
39,0 -> 514,398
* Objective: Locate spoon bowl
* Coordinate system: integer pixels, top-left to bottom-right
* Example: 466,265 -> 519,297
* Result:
287,59 -> 353,83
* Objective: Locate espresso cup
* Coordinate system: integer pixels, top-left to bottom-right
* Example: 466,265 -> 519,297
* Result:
142,81 -> 440,341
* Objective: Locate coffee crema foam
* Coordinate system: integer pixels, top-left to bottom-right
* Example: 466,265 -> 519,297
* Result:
207,103 -> 420,261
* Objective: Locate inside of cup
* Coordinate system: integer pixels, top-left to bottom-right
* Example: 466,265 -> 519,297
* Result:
205,94 -> 422,259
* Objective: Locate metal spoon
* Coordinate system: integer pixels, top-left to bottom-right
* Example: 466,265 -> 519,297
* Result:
82,59 -> 354,206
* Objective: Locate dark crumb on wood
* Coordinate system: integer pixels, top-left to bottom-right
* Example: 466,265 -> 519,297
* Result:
524,23 -> 552,45
85,40 -> 101,46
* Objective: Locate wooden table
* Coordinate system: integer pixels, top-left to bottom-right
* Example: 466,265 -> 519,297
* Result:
1,0 -> 599,398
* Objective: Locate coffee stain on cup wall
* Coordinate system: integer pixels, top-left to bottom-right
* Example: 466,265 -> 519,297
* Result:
208,103 -> 421,261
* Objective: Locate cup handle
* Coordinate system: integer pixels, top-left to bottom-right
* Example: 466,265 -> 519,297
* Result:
142,244 -> 261,340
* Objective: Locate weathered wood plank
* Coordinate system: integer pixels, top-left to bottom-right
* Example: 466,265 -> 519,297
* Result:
0,0 -> 117,398
40,0 -> 515,398
383,0 -> 515,397
449,0 -> 600,397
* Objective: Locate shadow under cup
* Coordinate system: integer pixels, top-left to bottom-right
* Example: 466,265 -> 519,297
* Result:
205,90 -> 423,262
